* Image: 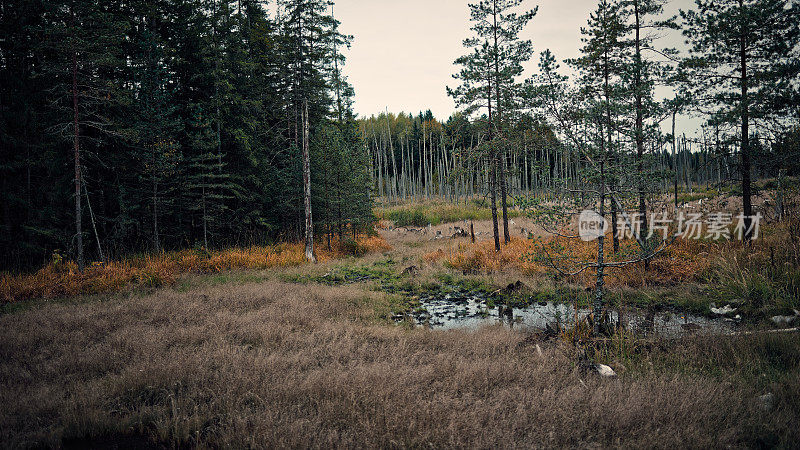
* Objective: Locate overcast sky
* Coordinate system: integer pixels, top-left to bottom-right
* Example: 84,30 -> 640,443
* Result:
334,0 -> 700,133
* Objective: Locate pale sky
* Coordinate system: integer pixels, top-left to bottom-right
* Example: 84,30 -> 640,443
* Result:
335,0 -> 700,133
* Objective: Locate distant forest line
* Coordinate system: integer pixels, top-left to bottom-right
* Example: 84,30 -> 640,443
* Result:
359,110 -> 798,205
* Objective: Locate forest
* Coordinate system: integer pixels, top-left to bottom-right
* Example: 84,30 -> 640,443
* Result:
1,0 -> 372,271
1,0 -> 800,447
2,0 -> 798,273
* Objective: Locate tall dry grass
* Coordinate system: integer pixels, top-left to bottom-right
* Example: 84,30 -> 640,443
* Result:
0,235 -> 391,304
704,221 -> 800,312
0,281 -> 797,447
425,235 -> 718,288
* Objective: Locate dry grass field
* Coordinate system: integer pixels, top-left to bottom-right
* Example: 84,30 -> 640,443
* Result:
1,278 -> 799,448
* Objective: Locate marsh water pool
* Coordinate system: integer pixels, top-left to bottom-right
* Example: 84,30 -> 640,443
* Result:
406,289 -> 738,338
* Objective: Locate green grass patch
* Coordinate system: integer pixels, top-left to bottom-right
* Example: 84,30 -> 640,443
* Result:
612,285 -> 725,316
702,252 -> 800,316
376,199 -> 522,227
675,190 -> 719,205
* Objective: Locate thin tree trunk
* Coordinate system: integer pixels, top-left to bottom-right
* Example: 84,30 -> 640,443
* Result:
202,186 -> 208,249
739,0 -> 753,241
302,100 -> 315,262
500,153 -> 510,244
594,162 -> 607,336
385,109 -> 397,201
634,1 -> 648,268
486,49 -> 500,252
490,158 -> 500,251
71,7 -> 83,271
152,178 -> 160,252
491,0 -> 510,245
83,179 -> 104,262
673,107 -> 678,211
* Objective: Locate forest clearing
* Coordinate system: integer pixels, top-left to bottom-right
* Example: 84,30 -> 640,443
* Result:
2,0 -> 800,447
2,186 -> 800,447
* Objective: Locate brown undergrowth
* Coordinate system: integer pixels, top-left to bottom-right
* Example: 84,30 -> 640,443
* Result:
423,221 -> 800,313
424,235 -> 720,288
0,235 -> 391,304
0,281 -> 797,447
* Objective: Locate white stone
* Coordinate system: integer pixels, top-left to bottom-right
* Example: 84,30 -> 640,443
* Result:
759,393 -> 775,411
594,363 -> 616,378
710,304 -> 737,315
771,315 -> 796,326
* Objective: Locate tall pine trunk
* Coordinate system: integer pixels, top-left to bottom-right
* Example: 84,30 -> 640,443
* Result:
500,153 -> 510,244
492,0 -> 510,245
594,162 -> 607,336
152,177 -> 160,252
486,54 -> 500,252
604,45 -> 619,253
490,158 -> 500,252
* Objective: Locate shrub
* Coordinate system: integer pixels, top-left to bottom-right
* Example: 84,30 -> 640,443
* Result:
340,239 -> 367,257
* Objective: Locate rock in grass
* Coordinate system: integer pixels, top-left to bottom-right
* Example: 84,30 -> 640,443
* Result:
771,315 -> 797,326
401,265 -> 418,276
593,363 -> 617,378
759,393 -> 775,411
710,304 -> 737,315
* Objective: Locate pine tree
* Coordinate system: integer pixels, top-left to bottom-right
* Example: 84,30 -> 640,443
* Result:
448,35 -> 502,251
127,0 -> 183,252
620,0 -> 677,260
455,0 -> 537,245
185,105 -> 236,249
526,50 -> 675,335
681,0 -> 800,240
37,0 -> 129,268
568,0 -> 629,253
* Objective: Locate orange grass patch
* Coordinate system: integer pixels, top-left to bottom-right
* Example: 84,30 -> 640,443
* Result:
425,238 -> 548,276
426,236 -> 727,288
0,235 -> 391,303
